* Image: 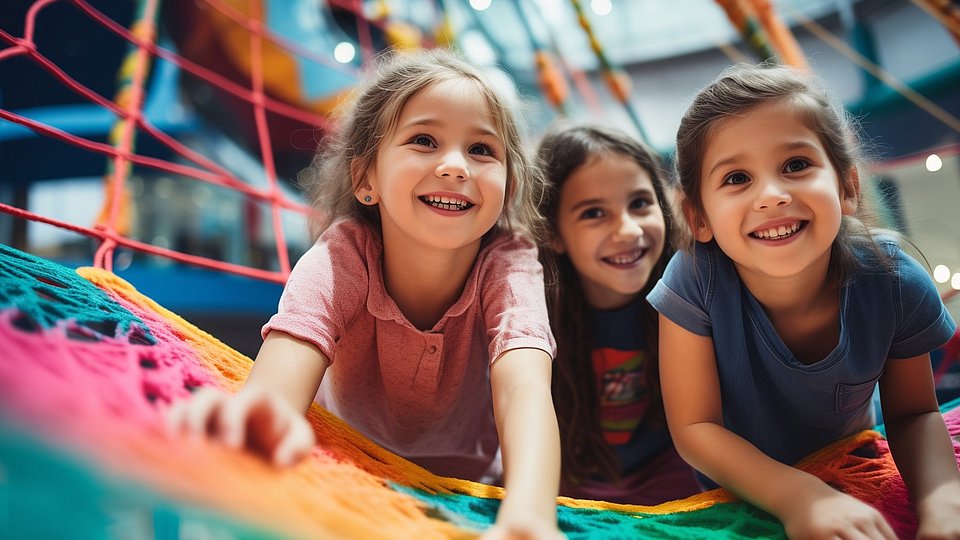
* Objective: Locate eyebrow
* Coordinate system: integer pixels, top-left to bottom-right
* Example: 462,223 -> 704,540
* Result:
707,140 -> 820,177
399,117 -> 499,139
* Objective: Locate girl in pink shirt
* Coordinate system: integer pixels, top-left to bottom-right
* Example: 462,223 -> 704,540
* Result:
168,49 -> 562,539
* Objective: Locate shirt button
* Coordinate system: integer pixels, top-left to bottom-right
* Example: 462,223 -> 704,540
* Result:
427,345 -> 437,354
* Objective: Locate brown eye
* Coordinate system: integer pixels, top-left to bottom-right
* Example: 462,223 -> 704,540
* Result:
723,172 -> 749,185
784,159 -> 810,173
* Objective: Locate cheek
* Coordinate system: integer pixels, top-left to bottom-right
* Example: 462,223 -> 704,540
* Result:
644,224 -> 667,260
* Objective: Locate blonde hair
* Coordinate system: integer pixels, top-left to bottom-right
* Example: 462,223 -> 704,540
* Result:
301,48 -> 547,242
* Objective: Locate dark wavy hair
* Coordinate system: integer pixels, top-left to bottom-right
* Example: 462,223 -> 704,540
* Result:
674,62 -> 889,282
536,122 -> 675,485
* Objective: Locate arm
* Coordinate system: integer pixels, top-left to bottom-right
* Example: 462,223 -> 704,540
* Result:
485,347 -> 562,540
659,315 -> 896,539
167,330 -> 329,466
879,354 -> 960,538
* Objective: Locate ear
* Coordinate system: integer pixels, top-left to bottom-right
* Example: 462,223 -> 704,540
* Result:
681,198 -> 713,243
549,233 -> 566,255
841,167 -> 860,216
351,158 -> 378,205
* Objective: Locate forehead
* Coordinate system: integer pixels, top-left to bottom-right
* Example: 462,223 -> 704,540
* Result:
398,78 -> 498,127
702,101 -> 825,164
560,153 -> 655,202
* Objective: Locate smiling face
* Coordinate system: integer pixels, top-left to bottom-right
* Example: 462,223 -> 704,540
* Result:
692,100 -> 858,285
553,152 -> 666,310
358,78 -> 507,255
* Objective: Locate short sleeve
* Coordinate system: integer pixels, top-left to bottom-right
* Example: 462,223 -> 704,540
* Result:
479,235 -> 557,363
889,247 -> 957,359
261,221 -> 370,361
646,248 -> 713,337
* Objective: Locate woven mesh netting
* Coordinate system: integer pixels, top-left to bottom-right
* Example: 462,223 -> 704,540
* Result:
1,244 -> 958,539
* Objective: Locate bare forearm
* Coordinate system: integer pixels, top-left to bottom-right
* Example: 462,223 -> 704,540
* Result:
495,383 -> 560,519
676,422 -> 832,518
245,331 -> 329,413
491,349 -> 560,523
885,411 -> 960,510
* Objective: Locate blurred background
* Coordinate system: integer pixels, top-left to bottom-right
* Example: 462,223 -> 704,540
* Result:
0,0 -> 958,397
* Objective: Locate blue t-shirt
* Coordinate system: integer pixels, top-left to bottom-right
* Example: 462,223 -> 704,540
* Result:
590,299 -> 671,475
648,238 -> 956,477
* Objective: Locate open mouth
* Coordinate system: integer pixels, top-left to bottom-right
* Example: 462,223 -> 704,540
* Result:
750,221 -> 806,240
419,195 -> 474,211
602,248 -> 647,266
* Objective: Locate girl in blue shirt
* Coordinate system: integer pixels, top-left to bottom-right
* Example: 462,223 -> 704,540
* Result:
649,63 -> 960,538
537,123 -> 699,505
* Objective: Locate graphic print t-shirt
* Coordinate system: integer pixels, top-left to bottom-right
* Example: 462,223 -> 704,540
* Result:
591,299 -> 671,474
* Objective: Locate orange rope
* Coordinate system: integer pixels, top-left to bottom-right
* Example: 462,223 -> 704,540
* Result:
910,0 -> 960,45
748,0 -> 809,70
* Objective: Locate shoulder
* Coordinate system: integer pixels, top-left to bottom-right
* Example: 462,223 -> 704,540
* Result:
305,219 -> 380,268
287,219 -> 375,298
660,241 -> 724,294
319,219 -> 378,251
852,234 -> 930,288
475,232 -> 541,278
480,231 -> 538,260
647,242 -> 727,336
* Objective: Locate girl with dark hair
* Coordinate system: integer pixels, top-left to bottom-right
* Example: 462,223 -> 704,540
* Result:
537,123 -> 699,505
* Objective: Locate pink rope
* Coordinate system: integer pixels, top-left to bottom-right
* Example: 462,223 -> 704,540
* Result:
0,203 -> 287,283
0,0 -> 331,282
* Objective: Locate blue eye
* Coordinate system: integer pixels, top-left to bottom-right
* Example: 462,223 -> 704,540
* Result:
469,143 -> 495,157
723,172 -> 750,185
410,134 -> 435,147
784,158 -> 810,173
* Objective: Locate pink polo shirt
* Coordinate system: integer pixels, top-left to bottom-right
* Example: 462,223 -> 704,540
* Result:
263,219 -> 556,481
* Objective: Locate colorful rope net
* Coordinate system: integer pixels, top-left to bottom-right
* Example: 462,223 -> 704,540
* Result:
1,242 -> 959,538
2,2 -> 960,539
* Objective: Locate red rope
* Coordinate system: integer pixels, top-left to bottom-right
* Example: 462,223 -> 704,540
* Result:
245,0 -> 290,274
72,0 -> 335,130
0,0 -> 331,283
0,203 -> 287,282
98,0 -> 160,270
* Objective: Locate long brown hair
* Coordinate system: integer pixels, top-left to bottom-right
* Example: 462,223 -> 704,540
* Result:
536,123 -> 674,484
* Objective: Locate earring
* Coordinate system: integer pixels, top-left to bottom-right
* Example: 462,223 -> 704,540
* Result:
363,195 -> 372,203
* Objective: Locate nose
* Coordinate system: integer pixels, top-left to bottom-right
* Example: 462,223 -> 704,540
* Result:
754,178 -> 791,210
612,211 -> 643,242
435,151 -> 469,180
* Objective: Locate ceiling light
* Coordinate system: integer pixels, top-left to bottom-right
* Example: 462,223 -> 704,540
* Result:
934,264 -> 951,283
334,42 -> 355,64
470,0 -> 492,11
591,0 -> 612,16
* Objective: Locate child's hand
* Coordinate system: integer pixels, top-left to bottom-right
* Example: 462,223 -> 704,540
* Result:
782,488 -> 896,540
916,493 -> 960,539
480,516 -> 565,540
165,387 -> 315,466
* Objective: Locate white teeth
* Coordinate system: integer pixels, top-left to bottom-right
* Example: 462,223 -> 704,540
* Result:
422,195 -> 471,211
753,222 -> 802,239
603,250 -> 644,265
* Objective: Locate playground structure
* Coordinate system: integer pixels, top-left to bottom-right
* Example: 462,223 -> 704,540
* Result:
1,1 -> 960,536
